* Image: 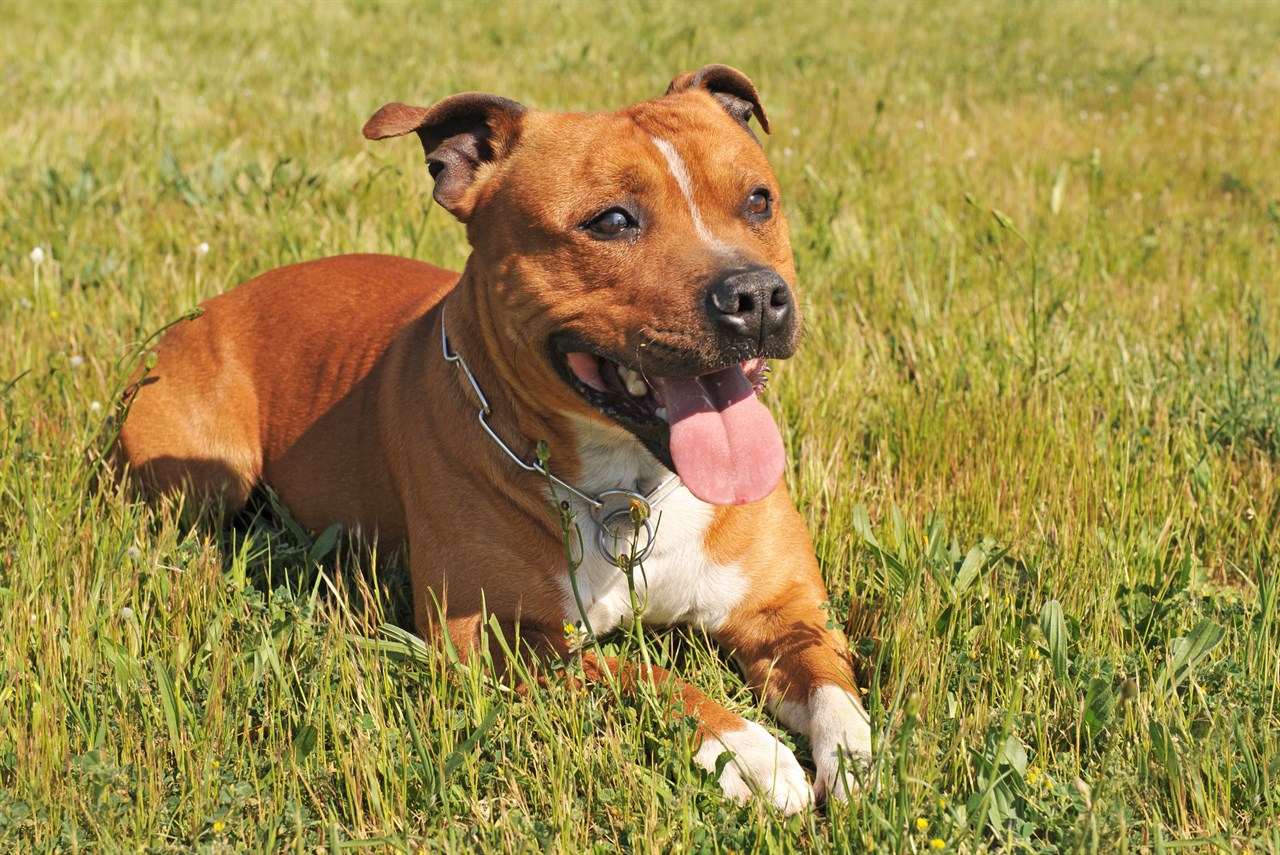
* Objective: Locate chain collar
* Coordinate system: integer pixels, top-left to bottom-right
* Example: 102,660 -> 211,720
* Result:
440,303 -> 681,564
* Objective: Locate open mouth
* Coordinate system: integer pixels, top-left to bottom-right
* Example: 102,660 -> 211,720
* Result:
564,351 -> 770,424
555,346 -> 785,506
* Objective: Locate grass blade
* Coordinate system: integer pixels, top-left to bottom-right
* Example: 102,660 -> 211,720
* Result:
1040,600 -> 1070,683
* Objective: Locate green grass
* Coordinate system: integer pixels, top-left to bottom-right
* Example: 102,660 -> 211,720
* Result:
2,0 -> 1278,851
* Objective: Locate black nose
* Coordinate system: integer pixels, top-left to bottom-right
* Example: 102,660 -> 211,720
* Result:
706,267 -> 794,346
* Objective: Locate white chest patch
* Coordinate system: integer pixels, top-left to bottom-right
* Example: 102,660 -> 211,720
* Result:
555,418 -> 747,635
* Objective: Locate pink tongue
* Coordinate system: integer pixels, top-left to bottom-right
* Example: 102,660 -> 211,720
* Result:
661,366 -> 785,506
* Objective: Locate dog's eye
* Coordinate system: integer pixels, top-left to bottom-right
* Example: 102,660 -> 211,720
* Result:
745,189 -> 772,220
584,208 -> 637,238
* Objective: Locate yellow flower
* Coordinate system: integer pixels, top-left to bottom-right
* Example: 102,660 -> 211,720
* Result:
1026,768 -> 1039,786
49,310 -> 60,320
931,839 -> 945,850
213,821 -> 225,833
211,760 -> 220,769
915,817 -> 928,831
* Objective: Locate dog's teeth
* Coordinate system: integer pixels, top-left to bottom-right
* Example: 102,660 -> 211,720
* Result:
655,407 -> 668,421
616,365 -> 648,397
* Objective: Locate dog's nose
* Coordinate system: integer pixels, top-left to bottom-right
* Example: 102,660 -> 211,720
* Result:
706,267 -> 793,345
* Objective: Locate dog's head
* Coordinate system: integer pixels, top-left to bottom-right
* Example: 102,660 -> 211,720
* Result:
365,66 -> 798,506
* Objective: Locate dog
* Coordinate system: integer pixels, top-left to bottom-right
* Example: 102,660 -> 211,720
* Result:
117,65 -> 873,813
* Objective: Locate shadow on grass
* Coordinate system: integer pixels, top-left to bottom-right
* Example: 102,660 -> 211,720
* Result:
214,487 -> 417,633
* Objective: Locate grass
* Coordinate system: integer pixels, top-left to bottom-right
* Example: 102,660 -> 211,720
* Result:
2,0 -> 1278,851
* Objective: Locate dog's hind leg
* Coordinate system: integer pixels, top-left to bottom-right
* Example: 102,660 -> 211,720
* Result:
115,352 -> 263,514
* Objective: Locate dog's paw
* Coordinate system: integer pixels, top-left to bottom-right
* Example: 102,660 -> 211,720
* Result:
694,719 -> 814,814
806,685 -> 873,803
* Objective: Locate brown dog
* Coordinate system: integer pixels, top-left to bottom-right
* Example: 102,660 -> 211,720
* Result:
118,66 -> 872,812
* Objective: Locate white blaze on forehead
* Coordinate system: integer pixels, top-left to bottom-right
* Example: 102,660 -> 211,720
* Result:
649,135 -> 735,255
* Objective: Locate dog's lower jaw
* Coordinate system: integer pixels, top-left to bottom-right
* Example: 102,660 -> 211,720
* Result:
693,719 -> 814,814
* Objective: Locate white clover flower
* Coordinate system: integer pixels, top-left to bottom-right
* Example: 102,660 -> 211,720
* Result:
126,545 -> 142,561
120,606 -> 135,621
195,241 -> 210,256
89,401 -> 102,413
69,355 -> 84,369
29,247 -> 44,265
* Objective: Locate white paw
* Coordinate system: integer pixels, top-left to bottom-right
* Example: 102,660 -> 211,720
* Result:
807,685 -> 873,802
694,719 -> 814,814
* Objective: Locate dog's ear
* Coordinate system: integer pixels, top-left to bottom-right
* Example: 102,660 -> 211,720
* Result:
363,93 -> 526,221
666,64 -> 770,137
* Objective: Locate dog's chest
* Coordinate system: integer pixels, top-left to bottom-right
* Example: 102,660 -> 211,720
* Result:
556,428 -> 748,635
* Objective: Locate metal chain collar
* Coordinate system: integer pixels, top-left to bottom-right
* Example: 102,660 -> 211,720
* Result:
440,304 -> 680,564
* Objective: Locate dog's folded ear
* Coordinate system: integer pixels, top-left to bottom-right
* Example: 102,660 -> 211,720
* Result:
364,93 -> 527,221
666,64 -> 770,137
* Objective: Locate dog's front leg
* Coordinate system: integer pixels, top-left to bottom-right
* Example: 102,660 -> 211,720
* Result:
427,613 -> 815,812
506,630 -> 815,814
714,567 -> 874,803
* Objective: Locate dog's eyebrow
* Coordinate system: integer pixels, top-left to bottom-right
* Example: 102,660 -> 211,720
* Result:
648,135 -> 735,256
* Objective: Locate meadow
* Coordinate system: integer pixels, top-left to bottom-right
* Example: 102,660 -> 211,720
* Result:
1,0 -> 1277,851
